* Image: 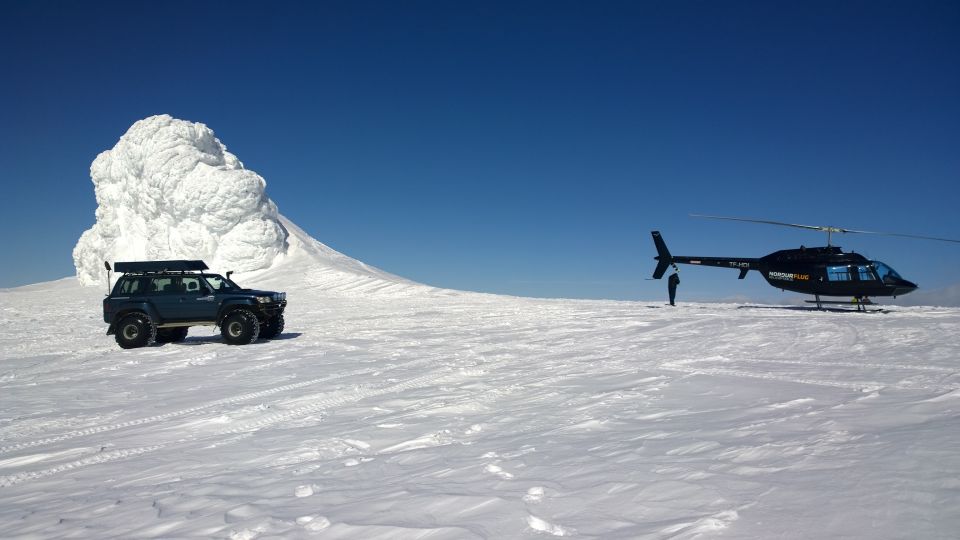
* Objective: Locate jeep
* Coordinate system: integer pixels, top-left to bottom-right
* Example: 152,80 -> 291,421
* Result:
103,260 -> 287,349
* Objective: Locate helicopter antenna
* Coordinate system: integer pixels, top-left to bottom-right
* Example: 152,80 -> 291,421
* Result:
690,214 -> 960,246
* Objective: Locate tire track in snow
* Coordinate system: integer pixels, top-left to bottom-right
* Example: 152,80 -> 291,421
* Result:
662,356 -> 959,392
654,315 -> 959,391
718,356 -> 957,373
661,358 -> 884,391
0,354 -> 443,456
0,368 -> 471,488
0,445 -> 164,487
217,368 -> 464,435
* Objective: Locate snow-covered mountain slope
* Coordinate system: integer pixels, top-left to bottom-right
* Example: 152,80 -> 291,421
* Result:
2,275 -> 958,539
239,215 -> 446,298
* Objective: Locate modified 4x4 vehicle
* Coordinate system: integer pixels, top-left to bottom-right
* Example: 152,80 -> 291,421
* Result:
103,260 -> 287,349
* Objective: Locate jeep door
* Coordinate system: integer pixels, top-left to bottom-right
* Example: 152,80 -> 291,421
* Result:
148,276 -> 185,320
179,276 -> 218,320
148,276 -> 217,321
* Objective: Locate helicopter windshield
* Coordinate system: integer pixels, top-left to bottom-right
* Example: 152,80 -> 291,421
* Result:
871,261 -> 903,284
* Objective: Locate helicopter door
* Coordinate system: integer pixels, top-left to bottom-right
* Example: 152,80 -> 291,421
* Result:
826,266 -> 852,281
856,265 -> 878,282
848,265 -> 862,282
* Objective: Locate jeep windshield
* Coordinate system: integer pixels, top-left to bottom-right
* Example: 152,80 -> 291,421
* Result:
203,274 -> 240,292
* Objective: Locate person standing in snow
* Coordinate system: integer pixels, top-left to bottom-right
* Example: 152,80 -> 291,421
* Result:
668,265 -> 680,306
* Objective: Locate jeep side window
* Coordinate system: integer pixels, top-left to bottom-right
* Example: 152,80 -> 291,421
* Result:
150,277 -> 176,294
117,277 -> 144,294
204,275 -> 236,292
181,277 -> 204,295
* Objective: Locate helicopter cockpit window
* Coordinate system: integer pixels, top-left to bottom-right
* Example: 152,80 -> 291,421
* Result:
857,265 -> 877,281
827,266 -> 852,281
871,262 -> 903,284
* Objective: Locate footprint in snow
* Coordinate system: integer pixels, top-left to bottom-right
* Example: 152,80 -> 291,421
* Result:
297,515 -> 331,532
484,464 -> 514,479
342,438 -> 371,451
228,528 -> 261,540
294,484 -> 315,497
523,486 -> 545,503
527,514 -> 572,536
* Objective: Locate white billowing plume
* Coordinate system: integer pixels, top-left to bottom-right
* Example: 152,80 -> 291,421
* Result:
73,115 -> 288,285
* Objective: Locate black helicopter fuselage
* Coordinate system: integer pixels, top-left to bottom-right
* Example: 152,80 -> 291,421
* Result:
651,231 -> 917,299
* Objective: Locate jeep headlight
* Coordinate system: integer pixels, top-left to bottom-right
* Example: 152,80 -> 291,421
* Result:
256,296 -> 272,303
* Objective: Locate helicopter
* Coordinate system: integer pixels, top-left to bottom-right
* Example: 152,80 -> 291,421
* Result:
651,215 -> 960,310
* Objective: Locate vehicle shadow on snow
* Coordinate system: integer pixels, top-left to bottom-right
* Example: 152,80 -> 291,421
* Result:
169,332 -> 303,346
266,332 -> 303,341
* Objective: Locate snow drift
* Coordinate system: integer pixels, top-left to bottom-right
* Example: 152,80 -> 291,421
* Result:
73,115 -> 288,285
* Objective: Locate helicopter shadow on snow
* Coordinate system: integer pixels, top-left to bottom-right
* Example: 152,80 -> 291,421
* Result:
640,304 -> 886,313
166,332 -> 304,346
735,304 -> 889,314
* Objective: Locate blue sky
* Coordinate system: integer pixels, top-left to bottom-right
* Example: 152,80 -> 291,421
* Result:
2,1 -> 958,302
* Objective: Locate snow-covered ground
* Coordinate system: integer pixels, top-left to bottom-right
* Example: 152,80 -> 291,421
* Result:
2,239 -> 959,538
7,114 -> 960,538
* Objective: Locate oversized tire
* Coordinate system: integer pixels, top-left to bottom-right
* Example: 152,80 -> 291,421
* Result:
115,313 -> 156,349
259,314 -> 284,339
221,309 -> 260,345
156,327 -> 189,343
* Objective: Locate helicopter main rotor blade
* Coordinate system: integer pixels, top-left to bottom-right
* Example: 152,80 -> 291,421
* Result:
690,214 -> 960,244
690,214 -> 848,233
841,229 -> 960,243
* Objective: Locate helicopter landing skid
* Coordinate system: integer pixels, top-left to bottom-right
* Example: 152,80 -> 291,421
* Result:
805,295 -> 876,312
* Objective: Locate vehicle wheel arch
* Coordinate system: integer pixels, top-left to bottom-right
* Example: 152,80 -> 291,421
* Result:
220,308 -> 260,345
109,304 -> 161,334
259,314 -> 285,339
217,301 -> 259,327
114,312 -> 157,349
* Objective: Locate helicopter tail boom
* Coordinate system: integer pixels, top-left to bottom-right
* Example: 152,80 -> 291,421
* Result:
651,231 -> 760,279
671,255 -> 760,278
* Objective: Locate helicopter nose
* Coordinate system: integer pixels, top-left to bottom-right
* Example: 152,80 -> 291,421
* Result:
893,279 -> 918,296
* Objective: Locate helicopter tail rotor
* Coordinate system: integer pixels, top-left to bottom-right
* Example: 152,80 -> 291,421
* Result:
651,231 -> 673,279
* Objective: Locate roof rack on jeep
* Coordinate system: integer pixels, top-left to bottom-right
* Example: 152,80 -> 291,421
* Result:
113,260 -> 209,274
